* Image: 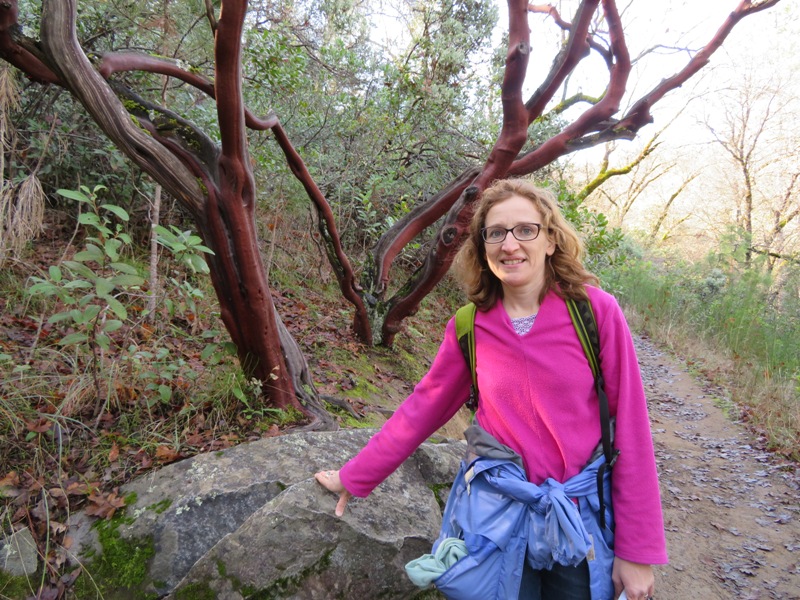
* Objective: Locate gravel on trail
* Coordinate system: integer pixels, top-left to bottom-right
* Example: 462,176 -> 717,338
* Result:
636,335 -> 800,600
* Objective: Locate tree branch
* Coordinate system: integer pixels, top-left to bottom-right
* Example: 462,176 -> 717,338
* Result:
616,0 -> 782,133
0,1 -> 61,84
39,0 -> 204,212
269,121 -> 371,342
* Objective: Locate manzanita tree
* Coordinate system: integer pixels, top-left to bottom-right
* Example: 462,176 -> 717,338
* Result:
0,0 -> 782,423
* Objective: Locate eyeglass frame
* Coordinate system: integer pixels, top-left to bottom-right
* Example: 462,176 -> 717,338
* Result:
480,222 -> 543,244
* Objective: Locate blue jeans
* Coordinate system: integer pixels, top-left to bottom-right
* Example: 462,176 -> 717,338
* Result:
518,559 -> 591,599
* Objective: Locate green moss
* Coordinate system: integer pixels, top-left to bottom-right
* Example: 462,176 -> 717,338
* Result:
122,99 -> 148,114
216,560 -> 227,577
174,581 -> 216,600
427,483 -> 450,513
0,570 -> 34,600
147,498 -> 172,514
71,503 -> 158,600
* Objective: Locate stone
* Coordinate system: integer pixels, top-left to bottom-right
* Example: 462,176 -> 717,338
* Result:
68,429 -> 465,598
0,527 -> 38,577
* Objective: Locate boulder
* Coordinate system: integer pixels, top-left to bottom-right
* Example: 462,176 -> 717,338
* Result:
0,527 -> 38,577
67,429 -> 465,599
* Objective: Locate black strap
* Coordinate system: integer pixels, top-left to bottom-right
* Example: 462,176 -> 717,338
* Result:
567,298 -> 619,529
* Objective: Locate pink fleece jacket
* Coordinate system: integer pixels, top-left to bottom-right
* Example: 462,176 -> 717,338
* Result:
339,286 -> 668,565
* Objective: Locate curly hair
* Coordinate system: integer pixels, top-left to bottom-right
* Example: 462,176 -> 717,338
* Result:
454,179 -> 599,310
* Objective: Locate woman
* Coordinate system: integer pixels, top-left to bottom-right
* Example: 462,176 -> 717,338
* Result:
316,179 -> 667,599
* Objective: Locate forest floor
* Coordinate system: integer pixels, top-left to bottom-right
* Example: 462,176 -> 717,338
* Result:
632,334 -> 800,599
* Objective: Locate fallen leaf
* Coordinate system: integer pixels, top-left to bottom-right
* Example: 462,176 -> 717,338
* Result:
155,445 -> 182,464
85,491 -> 127,519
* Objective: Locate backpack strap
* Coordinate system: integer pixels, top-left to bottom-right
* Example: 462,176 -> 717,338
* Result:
566,297 -> 620,529
455,302 -> 478,410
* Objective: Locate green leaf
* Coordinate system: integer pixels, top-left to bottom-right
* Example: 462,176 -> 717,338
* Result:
57,188 -> 91,203
28,282 -> 58,296
101,204 -> 130,222
95,278 -> 115,297
153,224 -> 174,238
158,385 -> 172,403
47,311 -> 75,324
74,245 -> 104,263
78,213 -> 101,227
70,305 -> 101,324
78,293 -> 97,307
105,238 -> 122,261
103,320 -> 124,332
106,296 -> 127,320
110,274 -> 145,287
200,344 -> 218,361
49,265 -> 63,282
63,280 -> 94,290
232,386 -> 246,401
63,261 -> 95,279
59,333 -> 88,346
110,262 -> 139,275
96,333 -> 111,350
188,254 -> 210,274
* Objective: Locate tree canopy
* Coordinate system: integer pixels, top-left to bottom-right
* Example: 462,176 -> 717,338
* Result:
0,0 -> 785,420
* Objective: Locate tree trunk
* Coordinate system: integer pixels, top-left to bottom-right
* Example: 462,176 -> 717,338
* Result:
20,0 -> 330,423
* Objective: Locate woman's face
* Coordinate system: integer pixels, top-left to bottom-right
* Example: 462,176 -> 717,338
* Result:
483,194 -> 556,294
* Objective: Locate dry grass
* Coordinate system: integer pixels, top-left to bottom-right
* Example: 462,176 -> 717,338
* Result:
1,65 -> 45,266
625,305 -> 800,461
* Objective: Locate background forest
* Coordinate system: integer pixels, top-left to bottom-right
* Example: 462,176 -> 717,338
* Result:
1,0 -> 798,597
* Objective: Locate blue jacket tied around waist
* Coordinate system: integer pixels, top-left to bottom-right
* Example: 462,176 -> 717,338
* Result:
405,428 -> 615,600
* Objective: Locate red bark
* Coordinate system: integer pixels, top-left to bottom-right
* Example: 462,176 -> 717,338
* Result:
12,0 -> 328,418
4,0 -> 785,372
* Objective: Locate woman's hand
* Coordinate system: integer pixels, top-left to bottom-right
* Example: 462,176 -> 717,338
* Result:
314,469 -> 352,517
612,557 -> 654,600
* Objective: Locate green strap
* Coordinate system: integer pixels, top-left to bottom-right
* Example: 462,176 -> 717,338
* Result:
566,298 -> 600,378
455,302 -> 478,408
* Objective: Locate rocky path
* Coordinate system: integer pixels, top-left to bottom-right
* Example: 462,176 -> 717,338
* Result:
636,335 -> 800,599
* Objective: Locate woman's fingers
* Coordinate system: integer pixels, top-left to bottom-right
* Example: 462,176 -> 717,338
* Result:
315,469 -> 352,516
314,469 -> 342,492
335,490 -> 352,517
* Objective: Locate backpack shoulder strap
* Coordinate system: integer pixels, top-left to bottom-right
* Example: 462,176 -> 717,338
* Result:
455,302 -> 478,409
566,296 -> 620,529
566,298 -> 601,379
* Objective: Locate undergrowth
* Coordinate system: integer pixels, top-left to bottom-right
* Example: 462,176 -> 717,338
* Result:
0,186 -> 460,598
601,238 -> 800,461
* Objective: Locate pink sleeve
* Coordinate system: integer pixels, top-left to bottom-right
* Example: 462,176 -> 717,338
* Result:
339,318 -> 472,497
591,288 -> 669,564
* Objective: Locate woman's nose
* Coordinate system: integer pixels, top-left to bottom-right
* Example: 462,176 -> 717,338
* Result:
500,234 -> 520,251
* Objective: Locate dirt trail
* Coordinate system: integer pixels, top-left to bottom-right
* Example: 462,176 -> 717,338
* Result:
635,335 -> 800,599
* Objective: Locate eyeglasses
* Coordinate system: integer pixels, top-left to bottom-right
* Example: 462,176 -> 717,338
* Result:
481,223 -> 543,244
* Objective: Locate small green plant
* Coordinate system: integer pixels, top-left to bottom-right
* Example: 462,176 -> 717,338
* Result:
153,224 -> 214,330
153,224 -> 213,275
27,185 -> 144,353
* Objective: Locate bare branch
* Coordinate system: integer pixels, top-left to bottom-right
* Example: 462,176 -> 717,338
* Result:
616,0 -> 782,133
39,0 -> 204,213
